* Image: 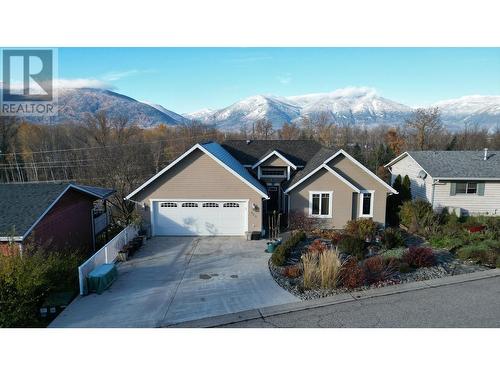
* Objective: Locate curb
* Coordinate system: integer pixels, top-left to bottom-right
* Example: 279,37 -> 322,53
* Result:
161,268 -> 500,328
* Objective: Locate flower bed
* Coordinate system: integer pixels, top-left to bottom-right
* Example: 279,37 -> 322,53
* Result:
268,218 -> 493,300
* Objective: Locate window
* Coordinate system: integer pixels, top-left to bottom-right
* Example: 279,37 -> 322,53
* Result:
160,202 -> 177,208
223,202 -> 240,208
182,202 -> 198,208
309,191 -> 332,218
359,190 -> 374,217
261,167 -> 286,177
456,182 -> 478,195
202,202 -> 219,208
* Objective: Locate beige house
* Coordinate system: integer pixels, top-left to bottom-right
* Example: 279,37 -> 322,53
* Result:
385,150 -> 500,216
126,140 -> 397,237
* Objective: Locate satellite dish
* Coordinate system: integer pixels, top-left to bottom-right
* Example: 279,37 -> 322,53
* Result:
418,170 -> 427,179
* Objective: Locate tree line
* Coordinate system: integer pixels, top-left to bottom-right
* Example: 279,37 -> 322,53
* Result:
1,107 -> 499,223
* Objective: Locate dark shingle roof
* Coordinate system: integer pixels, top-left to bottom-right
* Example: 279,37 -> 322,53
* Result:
407,151 -> 500,179
284,147 -> 338,190
221,140 -> 323,166
0,182 -> 114,238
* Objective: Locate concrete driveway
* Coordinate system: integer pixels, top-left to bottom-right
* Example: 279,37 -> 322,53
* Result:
50,237 -> 298,327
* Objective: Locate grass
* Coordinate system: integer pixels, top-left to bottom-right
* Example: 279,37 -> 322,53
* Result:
380,247 -> 406,260
302,249 -> 343,289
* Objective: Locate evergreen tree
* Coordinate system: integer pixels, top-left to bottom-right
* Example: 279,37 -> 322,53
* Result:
401,175 -> 412,202
386,174 -> 403,226
351,143 -> 364,163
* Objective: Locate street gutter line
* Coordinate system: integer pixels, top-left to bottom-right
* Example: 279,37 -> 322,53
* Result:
163,268 -> 500,328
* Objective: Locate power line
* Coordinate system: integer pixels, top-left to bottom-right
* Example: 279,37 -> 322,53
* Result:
0,133 -> 223,157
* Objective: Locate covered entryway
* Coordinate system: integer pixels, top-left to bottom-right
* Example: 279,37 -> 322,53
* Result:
152,200 -> 248,236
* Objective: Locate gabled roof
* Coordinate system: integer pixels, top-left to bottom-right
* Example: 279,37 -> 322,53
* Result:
285,148 -> 398,194
0,182 -> 114,240
126,142 -> 269,200
221,140 -> 322,166
385,150 -> 500,179
252,149 -> 297,169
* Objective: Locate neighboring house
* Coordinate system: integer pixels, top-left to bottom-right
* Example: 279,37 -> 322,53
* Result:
126,140 -> 396,237
0,182 -> 115,255
385,149 -> 500,216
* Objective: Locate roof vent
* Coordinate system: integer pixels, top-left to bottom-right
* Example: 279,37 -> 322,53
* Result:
246,140 -> 252,145
484,148 -> 488,161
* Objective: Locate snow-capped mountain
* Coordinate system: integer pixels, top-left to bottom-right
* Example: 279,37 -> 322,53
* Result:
434,95 -> 500,131
16,88 -> 186,127
186,88 -> 413,130
186,88 -> 500,131
194,95 -> 302,130
142,101 -> 188,124
285,87 -> 412,125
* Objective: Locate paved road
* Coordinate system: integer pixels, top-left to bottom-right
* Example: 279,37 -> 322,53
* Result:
220,277 -> 500,328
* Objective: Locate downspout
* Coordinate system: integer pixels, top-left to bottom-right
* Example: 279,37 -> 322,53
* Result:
431,179 -> 438,210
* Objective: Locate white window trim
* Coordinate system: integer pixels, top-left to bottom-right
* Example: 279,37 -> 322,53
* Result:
359,190 -> 375,218
308,191 -> 333,218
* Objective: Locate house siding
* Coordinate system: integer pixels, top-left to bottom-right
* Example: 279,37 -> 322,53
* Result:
30,189 -> 95,252
288,167 -> 354,229
260,155 -> 289,167
388,154 -> 431,201
133,148 -> 263,233
0,242 -> 20,256
327,154 -> 389,226
433,181 -> 500,216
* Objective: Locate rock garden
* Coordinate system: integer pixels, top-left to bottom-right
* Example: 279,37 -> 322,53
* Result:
269,204 -> 500,300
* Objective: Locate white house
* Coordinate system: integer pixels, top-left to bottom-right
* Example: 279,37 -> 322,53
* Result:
385,149 -> 500,216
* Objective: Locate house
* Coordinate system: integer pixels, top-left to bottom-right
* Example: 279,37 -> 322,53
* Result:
385,149 -> 500,216
126,140 -> 396,237
0,182 -> 115,255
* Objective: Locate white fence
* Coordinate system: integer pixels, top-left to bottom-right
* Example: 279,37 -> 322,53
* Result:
78,224 -> 138,295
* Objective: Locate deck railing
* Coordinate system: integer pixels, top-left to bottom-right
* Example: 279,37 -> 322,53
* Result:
78,224 -> 138,295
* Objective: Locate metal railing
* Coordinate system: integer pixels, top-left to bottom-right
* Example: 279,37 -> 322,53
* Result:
78,224 -> 138,295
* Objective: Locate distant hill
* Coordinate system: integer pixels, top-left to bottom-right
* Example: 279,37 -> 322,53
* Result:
12,87 -> 187,127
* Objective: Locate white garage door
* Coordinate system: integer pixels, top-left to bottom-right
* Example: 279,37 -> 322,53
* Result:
152,200 -> 248,236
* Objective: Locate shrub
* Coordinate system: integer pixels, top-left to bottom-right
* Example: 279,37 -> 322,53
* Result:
282,264 -> 302,278
338,235 -> 366,260
301,250 -> 343,289
344,218 -> 377,239
301,252 -> 319,289
399,200 -> 439,235
318,250 -> 343,289
363,255 -> 394,284
312,229 -> 344,244
0,248 -> 84,328
381,247 -> 406,260
288,211 -> 319,233
402,247 -> 436,268
307,239 -> 329,255
340,257 -> 365,289
398,262 -> 411,273
429,234 -> 466,250
381,227 -> 405,249
271,231 -> 306,266
456,240 -> 500,266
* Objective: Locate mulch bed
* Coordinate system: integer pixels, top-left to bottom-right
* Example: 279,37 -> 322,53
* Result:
268,235 -> 491,301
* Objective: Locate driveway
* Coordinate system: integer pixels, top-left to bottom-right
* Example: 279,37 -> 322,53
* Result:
50,237 -> 298,327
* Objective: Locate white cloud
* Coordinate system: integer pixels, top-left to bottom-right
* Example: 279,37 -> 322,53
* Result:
329,86 -> 378,97
101,69 -> 140,81
54,78 -> 115,89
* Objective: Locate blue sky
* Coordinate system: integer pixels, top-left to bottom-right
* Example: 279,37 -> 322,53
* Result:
58,48 -> 500,113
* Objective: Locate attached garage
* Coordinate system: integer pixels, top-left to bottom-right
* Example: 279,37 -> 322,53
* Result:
152,200 -> 248,236
126,142 -> 269,237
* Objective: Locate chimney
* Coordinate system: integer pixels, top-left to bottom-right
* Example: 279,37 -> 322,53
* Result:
484,148 -> 488,161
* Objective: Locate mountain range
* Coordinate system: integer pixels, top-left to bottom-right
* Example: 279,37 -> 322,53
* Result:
11,87 -> 500,132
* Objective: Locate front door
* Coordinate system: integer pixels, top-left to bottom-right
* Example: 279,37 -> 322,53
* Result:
267,186 -> 279,212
